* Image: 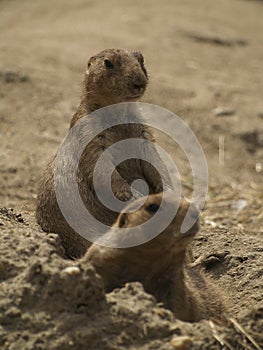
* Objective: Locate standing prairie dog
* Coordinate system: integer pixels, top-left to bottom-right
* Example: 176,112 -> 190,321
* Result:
36,49 -> 172,259
82,192 -> 228,322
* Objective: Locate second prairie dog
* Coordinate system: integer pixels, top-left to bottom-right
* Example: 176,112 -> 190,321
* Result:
82,192 -> 228,322
36,49 -> 171,259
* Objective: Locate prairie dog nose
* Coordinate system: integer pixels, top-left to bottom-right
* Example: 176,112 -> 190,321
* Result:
132,82 -> 145,94
129,75 -> 147,94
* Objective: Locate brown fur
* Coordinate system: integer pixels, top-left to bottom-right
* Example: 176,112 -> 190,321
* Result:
82,192 -> 228,322
36,49 -> 171,259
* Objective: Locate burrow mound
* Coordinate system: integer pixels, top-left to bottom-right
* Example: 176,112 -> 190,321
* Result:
0,208 -> 262,350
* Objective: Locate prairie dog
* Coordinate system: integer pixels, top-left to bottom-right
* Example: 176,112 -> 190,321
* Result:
83,192 -> 227,322
36,49 -> 171,258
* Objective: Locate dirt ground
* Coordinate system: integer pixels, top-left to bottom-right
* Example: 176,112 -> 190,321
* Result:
0,0 -> 262,349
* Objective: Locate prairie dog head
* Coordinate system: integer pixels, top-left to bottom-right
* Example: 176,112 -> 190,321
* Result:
98,192 -> 200,252
84,48 -> 148,106
83,192 -> 200,287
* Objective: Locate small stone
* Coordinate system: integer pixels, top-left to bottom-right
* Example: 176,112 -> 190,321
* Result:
170,335 -> 193,349
15,213 -> 24,223
205,219 -> 217,227
61,266 -> 80,275
231,199 -> 248,210
255,163 -> 262,172
213,107 -> 235,116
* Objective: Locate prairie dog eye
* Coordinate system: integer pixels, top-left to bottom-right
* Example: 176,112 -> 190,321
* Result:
87,62 -> 91,69
104,59 -> 114,69
145,203 -> 159,213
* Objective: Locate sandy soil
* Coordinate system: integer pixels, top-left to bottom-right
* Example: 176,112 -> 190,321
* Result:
0,0 -> 262,349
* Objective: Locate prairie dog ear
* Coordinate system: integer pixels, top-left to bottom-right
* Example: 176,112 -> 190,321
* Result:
86,56 -> 95,72
114,212 -> 128,228
133,50 -> 144,63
